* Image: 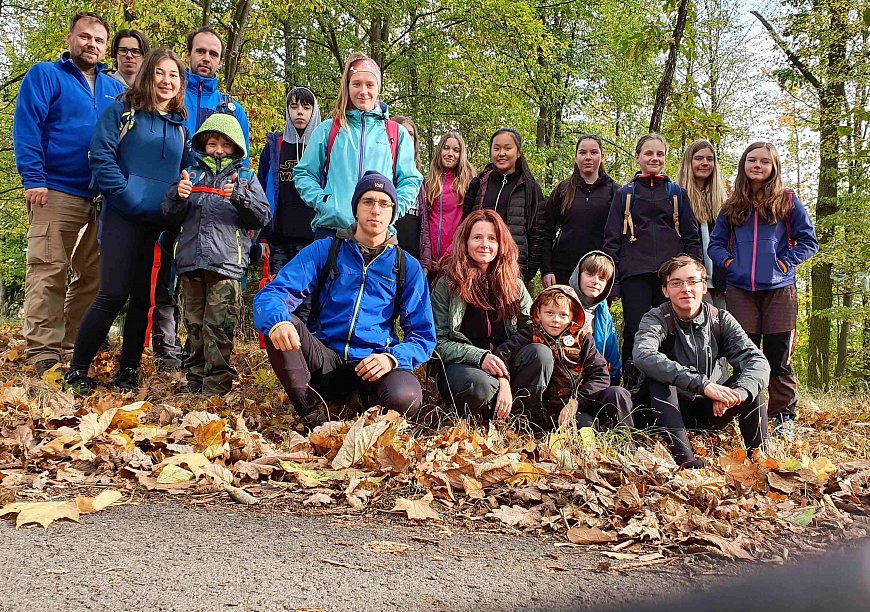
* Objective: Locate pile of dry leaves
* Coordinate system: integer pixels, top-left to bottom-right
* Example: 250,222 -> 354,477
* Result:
0,328 -> 868,561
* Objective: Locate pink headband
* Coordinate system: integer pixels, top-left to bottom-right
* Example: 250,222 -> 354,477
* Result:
348,58 -> 382,88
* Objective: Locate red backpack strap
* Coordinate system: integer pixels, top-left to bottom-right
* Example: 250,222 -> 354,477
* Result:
386,119 -> 400,183
321,119 -> 342,187
784,189 -> 796,249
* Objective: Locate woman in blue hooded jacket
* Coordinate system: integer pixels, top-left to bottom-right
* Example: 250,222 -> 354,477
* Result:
65,49 -> 193,395
709,142 -> 818,437
293,53 -> 422,237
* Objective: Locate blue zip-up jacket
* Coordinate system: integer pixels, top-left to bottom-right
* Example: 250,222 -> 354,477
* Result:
569,251 -> 622,384
708,191 -> 818,292
293,103 -> 423,232
183,71 -> 250,166
89,99 -> 191,222
253,230 -> 436,369
13,53 -> 124,198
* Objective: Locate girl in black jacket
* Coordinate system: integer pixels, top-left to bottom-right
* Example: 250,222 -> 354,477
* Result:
602,133 -> 702,387
541,134 -> 616,286
464,128 -> 545,283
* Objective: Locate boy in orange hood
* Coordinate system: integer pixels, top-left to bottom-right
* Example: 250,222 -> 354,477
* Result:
495,284 -> 632,430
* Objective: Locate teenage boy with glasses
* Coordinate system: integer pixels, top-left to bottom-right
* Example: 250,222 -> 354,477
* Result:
633,255 -> 771,469
106,29 -> 149,88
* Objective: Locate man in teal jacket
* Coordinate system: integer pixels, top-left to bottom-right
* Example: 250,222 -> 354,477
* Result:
12,11 -> 124,374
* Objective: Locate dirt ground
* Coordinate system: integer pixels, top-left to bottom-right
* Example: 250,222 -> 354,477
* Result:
2,498 -> 864,612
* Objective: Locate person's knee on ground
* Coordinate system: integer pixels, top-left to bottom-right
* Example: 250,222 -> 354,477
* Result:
511,343 -> 554,413
439,365 -> 497,419
649,380 -> 698,466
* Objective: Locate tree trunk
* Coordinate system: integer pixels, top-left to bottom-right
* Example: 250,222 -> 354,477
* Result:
201,0 -> 211,27
223,0 -> 253,94
649,0 -> 691,133
834,291 -> 851,378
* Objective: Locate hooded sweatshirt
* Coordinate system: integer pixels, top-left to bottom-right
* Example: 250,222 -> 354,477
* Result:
568,251 -> 622,384
293,101 -> 423,232
89,98 -> 191,222
258,88 -> 322,242
495,284 -> 609,415
13,53 -> 125,198
162,113 -> 271,280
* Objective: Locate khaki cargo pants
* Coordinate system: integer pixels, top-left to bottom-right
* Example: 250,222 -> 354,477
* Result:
24,190 -> 100,364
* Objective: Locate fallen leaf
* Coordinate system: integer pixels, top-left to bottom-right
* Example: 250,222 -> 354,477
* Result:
331,413 -> 391,470
279,461 -> 344,487
1,500 -> 80,529
392,493 -> 441,521
80,408 -> 119,444
790,507 -> 816,526
567,527 -> 617,544
76,490 -> 124,514
486,505 -> 542,528
225,484 -> 259,505
303,493 -> 334,506
157,464 -> 195,484
459,474 -> 485,499
192,419 -> 227,459
160,453 -> 211,477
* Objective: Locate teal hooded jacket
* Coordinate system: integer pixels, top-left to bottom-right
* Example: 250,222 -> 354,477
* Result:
293,102 -> 423,232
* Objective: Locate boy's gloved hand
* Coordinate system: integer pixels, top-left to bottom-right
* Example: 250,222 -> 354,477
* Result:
177,170 -> 192,199
222,172 -> 237,198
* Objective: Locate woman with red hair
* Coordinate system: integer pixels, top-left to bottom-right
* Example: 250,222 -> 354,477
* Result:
430,209 -> 552,419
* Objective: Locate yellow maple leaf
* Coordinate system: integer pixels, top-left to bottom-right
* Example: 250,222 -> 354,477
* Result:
1,500 -> 80,529
157,464 -> 195,484
392,493 -> 441,521
75,490 -> 124,514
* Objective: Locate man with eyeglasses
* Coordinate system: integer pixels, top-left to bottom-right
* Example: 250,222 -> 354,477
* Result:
13,11 -> 125,375
633,255 -> 770,469
254,172 -> 436,428
105,29 -> 149,88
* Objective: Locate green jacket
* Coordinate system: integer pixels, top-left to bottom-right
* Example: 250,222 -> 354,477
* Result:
430,275 -> 532,366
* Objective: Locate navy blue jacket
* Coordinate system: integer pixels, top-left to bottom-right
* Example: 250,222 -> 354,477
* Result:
13,53 -> 124,198
89,100 -> 191,222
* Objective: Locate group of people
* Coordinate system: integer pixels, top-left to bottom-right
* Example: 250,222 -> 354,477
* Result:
14,12 -> 820,468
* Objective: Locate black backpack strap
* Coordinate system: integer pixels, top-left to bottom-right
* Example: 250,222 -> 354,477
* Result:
391,246 -> 406,329
308,237 -> 343,327
658,302 -> 678,357
707,303 -> 723,347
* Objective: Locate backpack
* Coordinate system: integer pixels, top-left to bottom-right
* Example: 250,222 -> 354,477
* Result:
622,179 -> 682,244
308,237 -> 406,332
321,118 -> 400,188
729,189 -> 797,252
119,106 -> 185,144
658,301 -> 723,357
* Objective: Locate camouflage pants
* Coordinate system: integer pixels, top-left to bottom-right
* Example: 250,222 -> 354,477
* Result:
180,272 -> 240,395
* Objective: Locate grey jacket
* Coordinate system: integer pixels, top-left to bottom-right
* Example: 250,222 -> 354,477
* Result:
633,303 -> 770,402
431,275 -> 532,366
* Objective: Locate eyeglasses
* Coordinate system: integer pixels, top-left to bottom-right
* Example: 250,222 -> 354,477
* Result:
117,47 -> 143,57
666,278 -> 706,290
358,198 -> 393,211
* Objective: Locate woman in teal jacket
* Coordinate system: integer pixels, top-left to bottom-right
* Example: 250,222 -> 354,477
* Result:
293,53 -> 422,237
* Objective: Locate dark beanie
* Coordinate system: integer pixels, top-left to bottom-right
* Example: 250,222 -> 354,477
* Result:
351,171 -> 399,224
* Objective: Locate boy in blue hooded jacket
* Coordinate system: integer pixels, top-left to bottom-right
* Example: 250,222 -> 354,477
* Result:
163,113 -> 270,395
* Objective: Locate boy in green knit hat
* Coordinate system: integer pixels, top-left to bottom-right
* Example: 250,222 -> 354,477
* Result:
163,113 -> 271,395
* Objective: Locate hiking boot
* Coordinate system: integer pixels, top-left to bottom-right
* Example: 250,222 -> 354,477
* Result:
155,358 -> 182,373
679,458 -> 708,470
35,359 -> 59,376
773,414 -> 796,441
64,369 -> 94,396
114,367 -> 139,392
180,381 -> 203,394
298,407 -> 329,429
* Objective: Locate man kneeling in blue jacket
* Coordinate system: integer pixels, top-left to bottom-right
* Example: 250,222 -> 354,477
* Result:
254,172 -> 436,428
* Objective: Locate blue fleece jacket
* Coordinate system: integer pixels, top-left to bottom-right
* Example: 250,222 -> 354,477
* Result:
13,53 -> 125,198
253,232 -> 435,369
708,191 -> 818,292
183,71 -> 250,166
293,103 -> 423,232
89,100 -> 192,222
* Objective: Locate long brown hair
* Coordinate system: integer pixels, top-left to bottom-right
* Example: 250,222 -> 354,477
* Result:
424,131 -> 475,205
722,141 -> 788,226
332,52 -> 379,131
125,48 -> 187,116
442,210 -> 521,322
677,139 -> 727,224
553,134 -> 607,217
393,116 -> 421,170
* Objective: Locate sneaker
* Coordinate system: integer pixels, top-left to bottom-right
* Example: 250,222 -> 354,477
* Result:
64,369 -> 94,396
35,359 -> 59,376
114,367 -> 139,392
773,414 -> 796,441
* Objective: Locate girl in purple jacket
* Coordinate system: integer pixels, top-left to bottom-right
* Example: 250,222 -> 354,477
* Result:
709,142 -> 818,438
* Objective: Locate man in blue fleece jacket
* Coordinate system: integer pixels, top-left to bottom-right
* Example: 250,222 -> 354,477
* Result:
12,11 -> 124,374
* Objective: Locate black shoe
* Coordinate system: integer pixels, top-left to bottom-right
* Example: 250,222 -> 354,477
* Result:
180,381 -> 203,394
155,358 -> 182,373
35,359 -> 59,376
64,369 -> 94,396
299,407 -> 328,428
679,458 -> 708,470
114,367 -> 138,392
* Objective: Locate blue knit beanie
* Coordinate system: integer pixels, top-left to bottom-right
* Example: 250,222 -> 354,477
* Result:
351,171 -> 398,223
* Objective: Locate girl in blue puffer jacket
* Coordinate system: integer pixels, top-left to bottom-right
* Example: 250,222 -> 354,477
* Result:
709,142 -> 818,437
65,49 -> 193,396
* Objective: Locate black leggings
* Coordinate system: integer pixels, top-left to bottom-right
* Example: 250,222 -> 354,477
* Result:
620,273 -> 667,367
748,331 -> 797,419
649,377 -> 768,464
265,316 -> 423,419
71,208 -> 165,371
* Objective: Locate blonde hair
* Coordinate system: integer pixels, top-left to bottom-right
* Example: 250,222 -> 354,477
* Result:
424,131 -> 475,205
331,52 -> 379,131
579,253 -> 614,280
677,139 -> 727,224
